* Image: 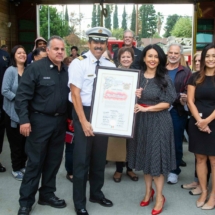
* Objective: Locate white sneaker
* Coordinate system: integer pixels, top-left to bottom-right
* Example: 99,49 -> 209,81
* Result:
167,173 -> 178,184
11,170 -> 24,181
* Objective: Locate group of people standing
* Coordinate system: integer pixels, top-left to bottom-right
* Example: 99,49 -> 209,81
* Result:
0,26 -> 215,215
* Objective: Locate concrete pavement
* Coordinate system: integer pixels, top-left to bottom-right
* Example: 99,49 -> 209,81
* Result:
0,138 -> 214,215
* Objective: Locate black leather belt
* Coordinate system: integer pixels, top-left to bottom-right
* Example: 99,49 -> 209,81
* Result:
34,112 -> 64,117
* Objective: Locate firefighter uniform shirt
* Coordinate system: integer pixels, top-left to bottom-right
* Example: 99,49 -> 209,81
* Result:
15,57 -> 69,124
68,50 -> 115,106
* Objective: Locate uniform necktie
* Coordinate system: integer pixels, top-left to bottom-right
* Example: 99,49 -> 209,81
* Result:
96,60 -> 100,67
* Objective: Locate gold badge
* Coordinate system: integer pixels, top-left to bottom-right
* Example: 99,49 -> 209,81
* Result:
3,56 -> 7,61
98,29 -> 103,33
123,83 -> 131,90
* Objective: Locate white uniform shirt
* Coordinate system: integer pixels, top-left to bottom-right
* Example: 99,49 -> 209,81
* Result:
68,50 -> 116,106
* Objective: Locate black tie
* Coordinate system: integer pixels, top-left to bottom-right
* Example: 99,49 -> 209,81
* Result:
96,60 -> 100,67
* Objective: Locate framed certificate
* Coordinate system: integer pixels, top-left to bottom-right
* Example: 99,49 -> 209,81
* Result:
90,66 -> 141,138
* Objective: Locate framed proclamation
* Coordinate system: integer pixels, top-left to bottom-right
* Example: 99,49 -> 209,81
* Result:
90,66 -> 141,138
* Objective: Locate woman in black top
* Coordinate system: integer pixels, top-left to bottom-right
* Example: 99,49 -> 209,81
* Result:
187,43 -> 215,210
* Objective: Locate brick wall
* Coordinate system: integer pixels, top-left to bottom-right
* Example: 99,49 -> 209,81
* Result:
0,0 -> 18,51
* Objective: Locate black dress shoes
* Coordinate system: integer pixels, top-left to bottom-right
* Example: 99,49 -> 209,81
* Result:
38,195 -> 66,208
0,163 -> 6,172
89,197 -> 113,207
17,207 -> 31,215
180,160 -> 187,167
76,209 -> 89,215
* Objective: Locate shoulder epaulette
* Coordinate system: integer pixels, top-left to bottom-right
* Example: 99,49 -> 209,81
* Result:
77,55 -> 87,60
105,57 -> 114,64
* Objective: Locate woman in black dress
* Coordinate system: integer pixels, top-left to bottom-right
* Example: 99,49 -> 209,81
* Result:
127,44 -> 176,215
187,43 -> 215,210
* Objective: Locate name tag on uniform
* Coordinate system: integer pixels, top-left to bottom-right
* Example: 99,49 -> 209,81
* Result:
88,74 -> 94,77
43,77 -> 51,79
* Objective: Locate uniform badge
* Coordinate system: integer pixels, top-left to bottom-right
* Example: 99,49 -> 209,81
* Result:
77,55 -> 87,61
98,29 -> 103,33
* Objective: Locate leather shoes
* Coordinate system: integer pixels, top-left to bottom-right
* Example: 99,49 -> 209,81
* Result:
0,163 -> 6,172
180,160 -> 187,167
89,197 -> 113,207
17,207 -> 31,215
38,195 -> 66,208
76,209 -> 89,215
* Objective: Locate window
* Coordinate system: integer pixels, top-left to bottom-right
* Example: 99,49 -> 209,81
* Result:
196,19 -> 214,50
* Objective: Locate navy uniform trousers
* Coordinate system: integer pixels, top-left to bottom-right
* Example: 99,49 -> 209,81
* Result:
73,106 -> 108,210
19,112 -> 66,207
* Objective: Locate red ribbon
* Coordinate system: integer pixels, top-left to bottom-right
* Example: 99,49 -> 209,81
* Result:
138,103 -> 150,107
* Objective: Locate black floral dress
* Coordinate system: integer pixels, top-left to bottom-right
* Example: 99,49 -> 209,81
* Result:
127,74 -> 177,176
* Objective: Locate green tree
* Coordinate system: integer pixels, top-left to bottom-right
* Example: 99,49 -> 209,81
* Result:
171,17 -> 192,38
111,28 -> 124,40
163,14 -> 180,38
156,12 -> 164,36
113,5 -> 119,29
130,5 -> 136,33
139,5 -> 157,38
105,5 -> 112,30
69,12 -> 84,36
40,5 -> 70,40
65,5 -> 69,22
91,5 -> 97,27
153,32 -> 162,38
97,5 -> 101,26
121,6 -> 127,30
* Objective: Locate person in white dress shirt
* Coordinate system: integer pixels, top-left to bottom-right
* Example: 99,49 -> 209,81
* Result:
68,27 -> 115,215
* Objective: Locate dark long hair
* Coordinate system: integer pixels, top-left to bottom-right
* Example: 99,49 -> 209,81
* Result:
196,43 -> 215,85
140,44 -> 168,90
10,45 -> 27,67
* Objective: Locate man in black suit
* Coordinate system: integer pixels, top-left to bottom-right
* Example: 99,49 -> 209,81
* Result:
113,30 -> 142,69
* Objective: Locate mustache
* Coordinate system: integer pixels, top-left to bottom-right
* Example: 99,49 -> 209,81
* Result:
94,47 -> 103,51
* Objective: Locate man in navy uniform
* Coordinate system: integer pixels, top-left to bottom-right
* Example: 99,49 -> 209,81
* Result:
68,27 -> 115,215
15,36 -> 69,215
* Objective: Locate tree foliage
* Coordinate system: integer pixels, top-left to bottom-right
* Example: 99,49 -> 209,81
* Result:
130,5 -> 136,33
139,5 -> 157,38
156,12 -> 164,36
64,33 -> 87,55
97,5 -> 101,26
113,5 -> 119,29
111,28 -> 124,40
171,17 -> 192,38
65,6 -> 69,22
121,6 -> 127,30
163,14 -> 180,38
105,5 -> 112,30
69,12 -> 84,36
153,32 -> 162,38
40,5 -> 70,40
91,5 -> 97,27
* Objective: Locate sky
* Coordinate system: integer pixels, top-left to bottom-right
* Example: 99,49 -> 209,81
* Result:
54,4 -> 194,36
